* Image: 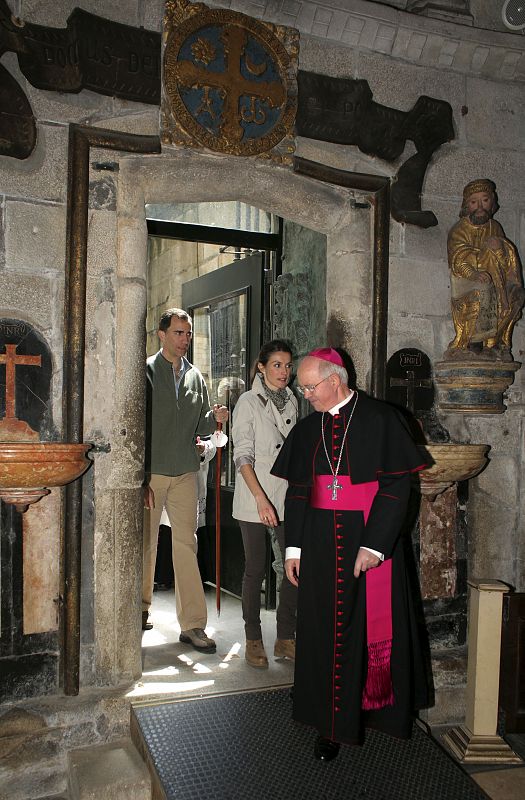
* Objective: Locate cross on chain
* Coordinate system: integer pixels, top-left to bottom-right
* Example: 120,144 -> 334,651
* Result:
327,477 -> 343,501
175,25 -> 285,143
0,343 -> 41,419
389,370 -> 432,414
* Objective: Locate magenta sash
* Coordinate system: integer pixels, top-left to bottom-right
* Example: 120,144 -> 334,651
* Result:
310,474 -> 378,515
310,475 -> 394,710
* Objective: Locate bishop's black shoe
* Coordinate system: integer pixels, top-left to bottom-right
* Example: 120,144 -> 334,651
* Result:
314,736 -> 340,762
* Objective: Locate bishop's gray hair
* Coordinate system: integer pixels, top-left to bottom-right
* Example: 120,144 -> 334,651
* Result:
317,359 -> 348,385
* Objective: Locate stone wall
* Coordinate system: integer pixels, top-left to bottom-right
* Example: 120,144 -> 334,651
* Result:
0,1 -> 160,696
217,0 -> 525,593
0,0 -> 523,716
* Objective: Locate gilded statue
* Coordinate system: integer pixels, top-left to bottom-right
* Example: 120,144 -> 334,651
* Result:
446,179 -> 525,362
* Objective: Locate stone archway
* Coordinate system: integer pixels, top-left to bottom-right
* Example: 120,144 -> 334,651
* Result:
90,148 -> 380,688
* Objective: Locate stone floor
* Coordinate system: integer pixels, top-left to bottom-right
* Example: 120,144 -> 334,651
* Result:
132,585 -> 525,800
136,585 -> 295,701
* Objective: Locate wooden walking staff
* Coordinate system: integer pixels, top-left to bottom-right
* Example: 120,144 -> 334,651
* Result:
215,421 -> 224,616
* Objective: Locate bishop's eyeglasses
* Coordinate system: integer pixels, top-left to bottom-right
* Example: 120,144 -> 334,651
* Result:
296,374 -> 333,396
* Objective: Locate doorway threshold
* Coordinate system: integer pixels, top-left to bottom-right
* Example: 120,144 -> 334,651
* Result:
132,587 -> 293,705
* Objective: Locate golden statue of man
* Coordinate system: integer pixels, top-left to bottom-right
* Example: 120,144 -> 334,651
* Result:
446,178 -> 524,361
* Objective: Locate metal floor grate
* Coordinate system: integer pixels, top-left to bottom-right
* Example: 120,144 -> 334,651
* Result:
132,687 -> 488,800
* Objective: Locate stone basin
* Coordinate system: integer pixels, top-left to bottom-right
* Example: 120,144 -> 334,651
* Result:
0,442 -> 92,512
417,443 -> 490,500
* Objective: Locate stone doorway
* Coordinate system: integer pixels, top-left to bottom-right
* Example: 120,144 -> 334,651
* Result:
84,147 -> 377,692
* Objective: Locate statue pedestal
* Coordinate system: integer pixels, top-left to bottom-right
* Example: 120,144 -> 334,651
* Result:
434,359 -> 520,414
441,580 -> 522,764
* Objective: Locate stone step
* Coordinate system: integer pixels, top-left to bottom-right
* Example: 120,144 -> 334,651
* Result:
420,647 -> 467,727
67,738 -> 151,800
0,686 -> 132,799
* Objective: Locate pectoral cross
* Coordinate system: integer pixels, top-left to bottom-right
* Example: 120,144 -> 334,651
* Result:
327,477 -> 343,501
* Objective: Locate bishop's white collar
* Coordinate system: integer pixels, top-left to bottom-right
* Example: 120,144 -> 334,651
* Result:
327,390 -> 355,416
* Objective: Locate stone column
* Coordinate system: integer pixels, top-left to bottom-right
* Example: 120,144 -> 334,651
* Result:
442,579 -> 522,763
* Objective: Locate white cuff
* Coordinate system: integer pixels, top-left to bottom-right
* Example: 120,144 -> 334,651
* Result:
285,546 -> 301,560
361,546 -> 384,561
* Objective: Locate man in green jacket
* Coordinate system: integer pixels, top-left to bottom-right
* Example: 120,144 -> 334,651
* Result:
143,308 -> 228,652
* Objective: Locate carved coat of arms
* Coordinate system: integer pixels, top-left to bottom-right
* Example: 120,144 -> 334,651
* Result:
162,1 -> 298,160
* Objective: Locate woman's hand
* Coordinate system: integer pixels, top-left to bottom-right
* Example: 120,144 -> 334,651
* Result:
256,495 -> 278,528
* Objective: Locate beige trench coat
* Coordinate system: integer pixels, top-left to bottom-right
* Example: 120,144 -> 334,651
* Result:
232,374 -> 297,523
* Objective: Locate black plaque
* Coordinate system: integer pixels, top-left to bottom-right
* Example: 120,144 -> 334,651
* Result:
0,2 -> 161,103
296,71 -> 454,228
0,62 -> 36,159
385,348 -> 434,413
0,318 -> 54,439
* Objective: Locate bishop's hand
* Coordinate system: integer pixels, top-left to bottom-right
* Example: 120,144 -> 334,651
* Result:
354,547 -> 380,578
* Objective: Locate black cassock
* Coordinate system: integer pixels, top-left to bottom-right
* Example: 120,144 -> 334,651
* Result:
271,392 -> 429,744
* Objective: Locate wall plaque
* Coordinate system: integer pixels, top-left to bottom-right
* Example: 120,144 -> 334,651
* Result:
162,0 -> 298,161
0,319 -> 53,441
0,1 -> 161,103
385,348 -> 433,414
296,72 -> 454,228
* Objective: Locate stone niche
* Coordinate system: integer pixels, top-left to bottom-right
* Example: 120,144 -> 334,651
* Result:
0,319 -> 61,700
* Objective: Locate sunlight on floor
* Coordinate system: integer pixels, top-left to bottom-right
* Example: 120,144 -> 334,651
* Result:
127,679 -> 215,697
143,666 -> 180,677
141,630 -> 169,647
135,588 -> 294,701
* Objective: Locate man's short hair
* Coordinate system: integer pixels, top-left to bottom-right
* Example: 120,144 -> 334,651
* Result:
158,308 -> 191,332
317,358 -> 348,385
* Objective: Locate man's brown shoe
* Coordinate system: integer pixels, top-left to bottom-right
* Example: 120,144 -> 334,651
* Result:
142,611 -> 153,631
245,639 -> 268,669
274,638 -> 295,660
179,628 -> 216,653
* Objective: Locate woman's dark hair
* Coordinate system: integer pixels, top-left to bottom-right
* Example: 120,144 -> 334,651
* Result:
251,339 -> 293,382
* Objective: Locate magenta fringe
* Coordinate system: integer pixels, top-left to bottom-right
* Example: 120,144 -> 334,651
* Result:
362,638 -> 394,711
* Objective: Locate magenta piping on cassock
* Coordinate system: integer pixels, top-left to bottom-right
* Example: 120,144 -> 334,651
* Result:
310,474 -> 395,710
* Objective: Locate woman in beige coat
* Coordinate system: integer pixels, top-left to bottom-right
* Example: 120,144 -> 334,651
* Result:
232,340 -> 298,668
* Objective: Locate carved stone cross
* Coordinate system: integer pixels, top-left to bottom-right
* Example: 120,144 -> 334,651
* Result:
0,343 -> 41,419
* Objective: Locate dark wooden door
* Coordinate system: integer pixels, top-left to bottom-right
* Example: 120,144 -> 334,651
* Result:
499,592 -> 525,733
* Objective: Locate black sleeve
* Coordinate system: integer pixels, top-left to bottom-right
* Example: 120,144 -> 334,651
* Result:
360,472 -> 411,558
284,483 -> 309,551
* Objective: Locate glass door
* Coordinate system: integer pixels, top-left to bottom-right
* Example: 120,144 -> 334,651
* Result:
182,254 -> 264,598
